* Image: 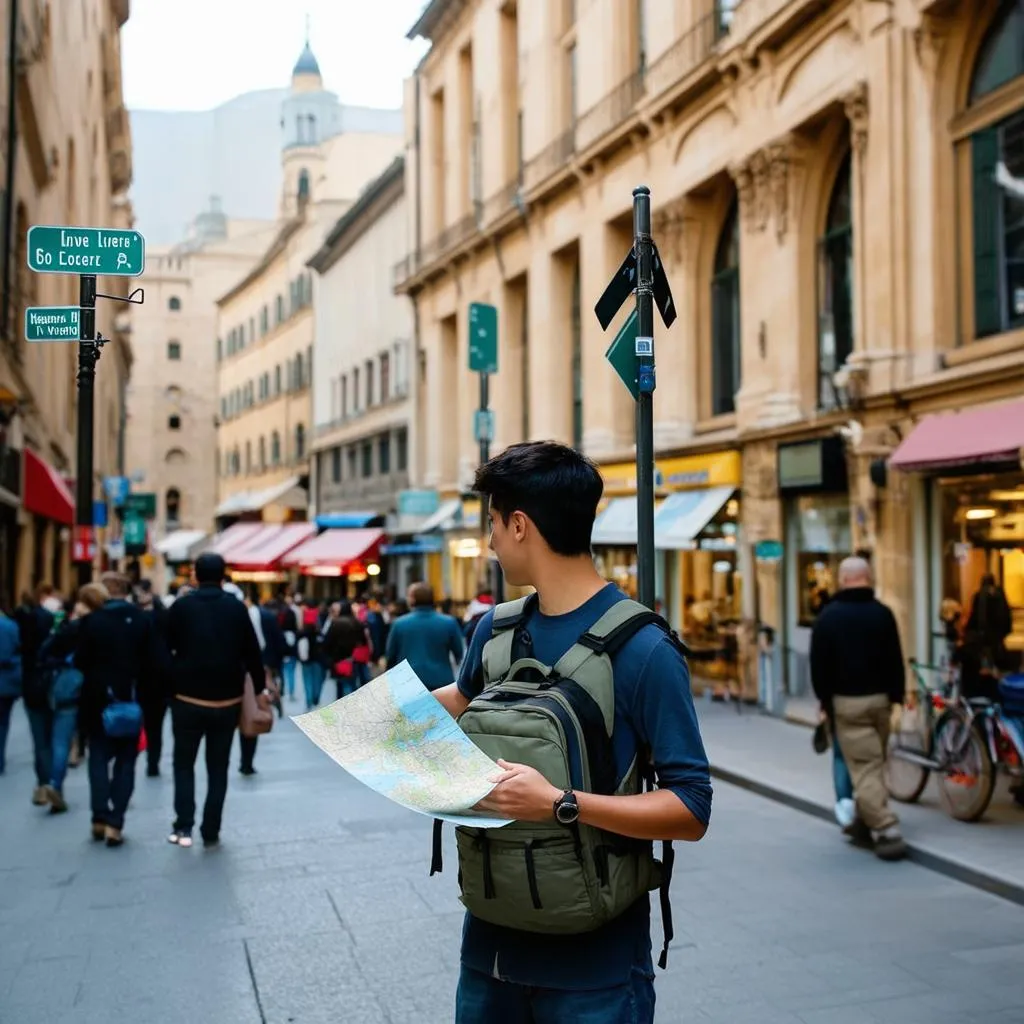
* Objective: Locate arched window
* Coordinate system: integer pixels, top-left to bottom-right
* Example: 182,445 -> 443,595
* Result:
965,0 -> 1024,339
168,414 -> 181,431
165,447 -> 187,464
165,487 -> 181,526
167,340 -> 181,361
710,201 -> 741,416
168,296 -> 181,311
258,436 -> 266,471
271,431 -> 281,466
817,154 -> 854,409
166,385 -> 182,403
295,423 -> 306,460
298,168 -> 310,201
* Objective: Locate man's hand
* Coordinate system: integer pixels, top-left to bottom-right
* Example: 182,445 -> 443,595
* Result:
474,759 -> 561,822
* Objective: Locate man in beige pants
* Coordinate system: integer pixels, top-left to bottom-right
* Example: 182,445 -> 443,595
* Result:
810,556 -> 907,861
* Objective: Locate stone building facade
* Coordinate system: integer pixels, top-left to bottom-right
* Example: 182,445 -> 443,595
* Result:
0,0 -> 133,605
397,0 -> 1024,695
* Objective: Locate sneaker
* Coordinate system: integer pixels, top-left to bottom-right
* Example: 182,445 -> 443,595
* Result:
31,785 -> 48,806
44,785 -> 68,814
834,798 -> 856,829
873,830 -> 908,861
167,829 -> 193,848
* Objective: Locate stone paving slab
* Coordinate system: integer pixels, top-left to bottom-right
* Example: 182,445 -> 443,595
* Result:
696,698 -> 1024,902
2,697 -> 1024,1022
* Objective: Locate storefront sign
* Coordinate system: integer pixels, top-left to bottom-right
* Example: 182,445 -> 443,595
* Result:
755,539 -> 784,561
397,490 -> 440,517
601,450 -> 742,495
778,436 -> 847,495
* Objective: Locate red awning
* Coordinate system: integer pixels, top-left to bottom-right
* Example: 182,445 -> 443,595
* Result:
207,523 -> 265,557
23,449 -> 74,525
226,522 -> 316,571
890,399 -> 1024,472
282,528 -> 383,574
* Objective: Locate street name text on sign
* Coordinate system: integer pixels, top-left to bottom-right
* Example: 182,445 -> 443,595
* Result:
27,225 -> 145,277
25,306 -> 80,342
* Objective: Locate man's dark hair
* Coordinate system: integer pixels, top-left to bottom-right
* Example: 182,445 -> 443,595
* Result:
474,441 -> 602,557
409,582 -> 435,608
195,552 -> 226,584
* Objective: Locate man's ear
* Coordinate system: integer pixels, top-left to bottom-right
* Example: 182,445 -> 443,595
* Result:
510,510 -> 529,541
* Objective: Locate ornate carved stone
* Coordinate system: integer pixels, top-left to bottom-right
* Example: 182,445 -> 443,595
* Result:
729,159 -> 757,231
912,14 -> 953,82
750,150 -> 771,233
843,82 -> 869,159
767,143 -> 790,244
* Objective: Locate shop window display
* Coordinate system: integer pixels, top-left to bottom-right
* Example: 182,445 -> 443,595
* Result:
790,495 -> 852,627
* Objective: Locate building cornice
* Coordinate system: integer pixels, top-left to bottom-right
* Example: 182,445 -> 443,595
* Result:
406,0 -> 468,42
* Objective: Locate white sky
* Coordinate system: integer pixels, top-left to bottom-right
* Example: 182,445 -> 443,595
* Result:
122,0 -> 430,111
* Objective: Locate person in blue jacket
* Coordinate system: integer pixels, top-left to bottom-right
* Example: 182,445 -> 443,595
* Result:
385,582 -> 464,690
0,605 -> 22,775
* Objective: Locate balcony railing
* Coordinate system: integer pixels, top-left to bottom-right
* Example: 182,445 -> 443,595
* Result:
523,128 -> 576,191
575,69 -> 645,152
644,12 -> 725,100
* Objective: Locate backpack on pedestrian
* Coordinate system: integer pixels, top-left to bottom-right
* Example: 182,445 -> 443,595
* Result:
430,594 -> 680,968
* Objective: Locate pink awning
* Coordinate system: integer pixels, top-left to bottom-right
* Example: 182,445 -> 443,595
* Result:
206,523 -> 264,557
226,523 -> 316,571
282,528 -> 383,573
890,399 -> 1024,471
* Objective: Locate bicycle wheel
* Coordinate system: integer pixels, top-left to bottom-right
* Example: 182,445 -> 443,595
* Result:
886,704 -> 931,803
934,711 -> 996,822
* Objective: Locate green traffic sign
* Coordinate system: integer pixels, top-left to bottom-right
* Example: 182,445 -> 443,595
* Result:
24,305 -> 80,341
123,514 -> 147,550
27,225 -> 145,277
123,492 -> 156,519
605,308 -> 639,400
468,302 -> 498,374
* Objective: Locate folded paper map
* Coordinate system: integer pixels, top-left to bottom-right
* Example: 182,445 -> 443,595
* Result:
292,661 -> 511,828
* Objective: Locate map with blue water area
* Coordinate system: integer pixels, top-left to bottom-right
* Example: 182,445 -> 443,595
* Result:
292,661 -> 510,828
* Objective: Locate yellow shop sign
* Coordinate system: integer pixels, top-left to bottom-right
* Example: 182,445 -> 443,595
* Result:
600,450 -> 741,495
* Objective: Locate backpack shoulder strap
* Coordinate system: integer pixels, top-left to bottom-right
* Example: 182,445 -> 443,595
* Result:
481,594 -> 538,685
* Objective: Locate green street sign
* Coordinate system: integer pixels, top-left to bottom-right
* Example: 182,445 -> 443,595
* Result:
25,305 -> 80,341
27,225 -> 145,277
605,308 -> 639,400
468,302 -> 498,374
123,492 -> 156,519
123,513 -> 147,552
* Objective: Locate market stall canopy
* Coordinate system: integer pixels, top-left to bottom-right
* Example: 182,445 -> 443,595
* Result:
214,476 -> 306,517
154,529 -> 207,563
282,528 -> 384,574
654,486 -> 735,550
591,496 -> 654,546
889,399 -> 1024,471
225,522 -> 317,571
206,522 -> 264,557
23,449 -> 74,525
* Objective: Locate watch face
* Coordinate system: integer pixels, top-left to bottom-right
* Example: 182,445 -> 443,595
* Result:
556,796 -> 579,824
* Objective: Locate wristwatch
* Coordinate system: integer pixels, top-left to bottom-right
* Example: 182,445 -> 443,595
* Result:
553,789 -> 580,826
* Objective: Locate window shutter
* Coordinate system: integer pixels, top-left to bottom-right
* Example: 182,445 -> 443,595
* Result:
971,127 -> 1002,340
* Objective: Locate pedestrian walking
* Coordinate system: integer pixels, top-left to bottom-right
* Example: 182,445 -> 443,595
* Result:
323,601 -> 367,699
385,583 -> 465,690
0,603 -> 22,775
277,592 -> 300,702
134,578 -> 172,776
428,441 -> 712,1023
75,573 -> 163,846
165,553 -> 267,849
238,593 -> 286,775
810,555 -> 908,860
295,596 -> 326,709
13,585 -> 56,806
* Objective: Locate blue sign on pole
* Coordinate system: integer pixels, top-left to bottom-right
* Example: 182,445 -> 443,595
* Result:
103,476 -> 129,506
93,500 -> 109,528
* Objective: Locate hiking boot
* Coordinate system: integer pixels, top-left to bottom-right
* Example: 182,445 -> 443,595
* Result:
31,785 -> 48,806
873,831 -> 907,861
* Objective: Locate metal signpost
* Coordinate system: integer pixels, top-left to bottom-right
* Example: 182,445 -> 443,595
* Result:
25,224 -> 145,587
468,302 -> 500,599
594,187 -> 676,611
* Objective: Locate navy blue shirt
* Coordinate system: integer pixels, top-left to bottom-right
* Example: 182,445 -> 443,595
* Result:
455,584 -> 712,990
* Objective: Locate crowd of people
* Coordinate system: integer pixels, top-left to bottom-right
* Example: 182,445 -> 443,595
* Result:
0,556 -> 497,847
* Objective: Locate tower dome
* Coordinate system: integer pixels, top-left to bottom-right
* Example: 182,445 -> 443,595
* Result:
292,41 -> 321,80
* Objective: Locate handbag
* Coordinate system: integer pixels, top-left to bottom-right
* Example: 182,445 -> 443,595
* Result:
102,683 -> 143,738
240,673 -> 274,738
49,658 -> 84,709
812,719 -> 831,755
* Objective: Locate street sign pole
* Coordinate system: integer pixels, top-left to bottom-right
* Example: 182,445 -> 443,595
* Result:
594,187 -> 676,613
633,187 -> 656,612
75,275 -> 101,590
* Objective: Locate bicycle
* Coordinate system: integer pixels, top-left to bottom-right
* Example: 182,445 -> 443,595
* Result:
886,658 -> 997,822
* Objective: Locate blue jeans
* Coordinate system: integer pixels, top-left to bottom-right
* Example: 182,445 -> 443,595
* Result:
50,706 -> 78,792
25,705 -> 53,786
282,658 -> 297,698
88,731 -> 139,829
833,741 -> 854,802
0,696 -> 15,773
301,661 -> 325,708
454,964 -> 656,1024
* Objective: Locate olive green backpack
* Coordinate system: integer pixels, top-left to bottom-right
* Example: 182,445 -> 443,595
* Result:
430,594 -> 681,968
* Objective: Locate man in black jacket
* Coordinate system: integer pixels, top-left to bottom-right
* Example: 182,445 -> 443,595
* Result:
810,556 -> 907,861
165,553 -> 266,848
75,572 -> 163,846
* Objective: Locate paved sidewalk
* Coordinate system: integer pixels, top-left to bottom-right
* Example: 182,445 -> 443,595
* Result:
696,698 -> 1024,902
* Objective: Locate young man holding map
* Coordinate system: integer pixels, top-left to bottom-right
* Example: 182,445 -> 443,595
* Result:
430,440 -> 712,1024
